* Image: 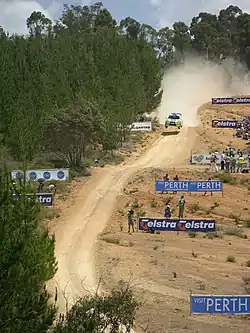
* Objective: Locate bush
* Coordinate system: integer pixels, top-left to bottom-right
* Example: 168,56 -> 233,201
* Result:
216,173 -> 236,184
53,282 -> 139,333
244,220 -> 250,228
242,276 -> 250,293
226,255 -> 236,262
205,231 -> 223,239
189,202 -> 201,213
223,227 -> 245,238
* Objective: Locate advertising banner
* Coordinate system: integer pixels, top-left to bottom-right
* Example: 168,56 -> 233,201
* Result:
138,218 -> 216,232
34,193 -> 53,206
130,122 -> 152,132
155,180 -> 223,192
191,295 -> 250,315
191,154 -> 248,165
191,154 -> 219,164
13,193 -> 53,206
11,168 -> 69,181
212,120 -> 242,128
212,97 -> 250,104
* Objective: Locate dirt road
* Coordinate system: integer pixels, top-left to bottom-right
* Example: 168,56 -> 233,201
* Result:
50,127 -> 197,313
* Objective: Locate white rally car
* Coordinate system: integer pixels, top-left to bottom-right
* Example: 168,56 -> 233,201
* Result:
165,113 -> 183,129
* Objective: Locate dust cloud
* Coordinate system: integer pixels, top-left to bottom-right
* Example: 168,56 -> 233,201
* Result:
158,57 -> 250,127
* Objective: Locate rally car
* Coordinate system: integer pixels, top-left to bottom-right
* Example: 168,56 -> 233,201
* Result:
165,113 -> 183,129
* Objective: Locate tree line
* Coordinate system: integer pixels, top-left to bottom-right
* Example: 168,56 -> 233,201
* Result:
1,2 -> 250,332
0,2 -> 163,169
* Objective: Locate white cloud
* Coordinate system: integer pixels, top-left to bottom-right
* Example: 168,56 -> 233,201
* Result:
150,0 -> 162,6
0,0 -> 60,34
0,0 -> 93,34
150,0 -> 250,28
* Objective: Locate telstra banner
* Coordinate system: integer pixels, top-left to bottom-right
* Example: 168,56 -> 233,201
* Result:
211,120 -> 242,128
13,193 -> 53,206
138,218 -> 216,232
212,97 -> 250,104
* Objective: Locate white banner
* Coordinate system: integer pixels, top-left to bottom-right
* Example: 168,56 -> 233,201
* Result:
191,154 -> 248,165
130,121 -> 152,132
11,168 -> 69,181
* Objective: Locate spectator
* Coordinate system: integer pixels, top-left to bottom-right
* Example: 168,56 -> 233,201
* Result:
37,179 -> 44,193
94,158 -> 100,166
127,209 -> 135,233
163,173 -> 169,194
210,154 -> 218,172
204,177 -> 212,196
48,183 -> 57,196
11,181 -> 17,195
178,195 -> 186,218
230,155 -> 236,173
220,152 -> 225,170
237,155 -> 245,173
173,174 -> 179,194
225,156 -> 231,173
164,205 -> 172,218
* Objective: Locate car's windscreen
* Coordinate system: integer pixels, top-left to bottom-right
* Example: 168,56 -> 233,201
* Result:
168,115 -> 180,119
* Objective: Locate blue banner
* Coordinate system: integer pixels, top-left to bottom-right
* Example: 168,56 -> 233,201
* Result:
13,193 -> 53,206
155,180 -> 223,193
212,97 -> 250,104
138,218 -> 216,232
34,193 -> 53,206
212,120 -> 241,128
191,295 -> 250,314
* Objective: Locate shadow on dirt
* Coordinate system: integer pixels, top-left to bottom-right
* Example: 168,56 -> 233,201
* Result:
161,131 -> 180,136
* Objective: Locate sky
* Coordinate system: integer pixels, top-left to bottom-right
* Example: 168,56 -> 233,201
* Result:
1,0 -> 250,35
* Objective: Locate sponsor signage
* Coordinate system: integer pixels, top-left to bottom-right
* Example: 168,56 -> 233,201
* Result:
212,97 -> 250,104
155,180 -> 223,192
191,295 -> 250,315
13,193 -> 53,206
191,154 -> 248,165
130,121 -> 152,132
212,120 -> 242,128
11,168 -> 69,181
138,218 -> 216,232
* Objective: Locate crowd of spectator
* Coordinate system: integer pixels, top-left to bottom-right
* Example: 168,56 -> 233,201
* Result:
210,147 -> 250,173
236,116 -> 250,140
